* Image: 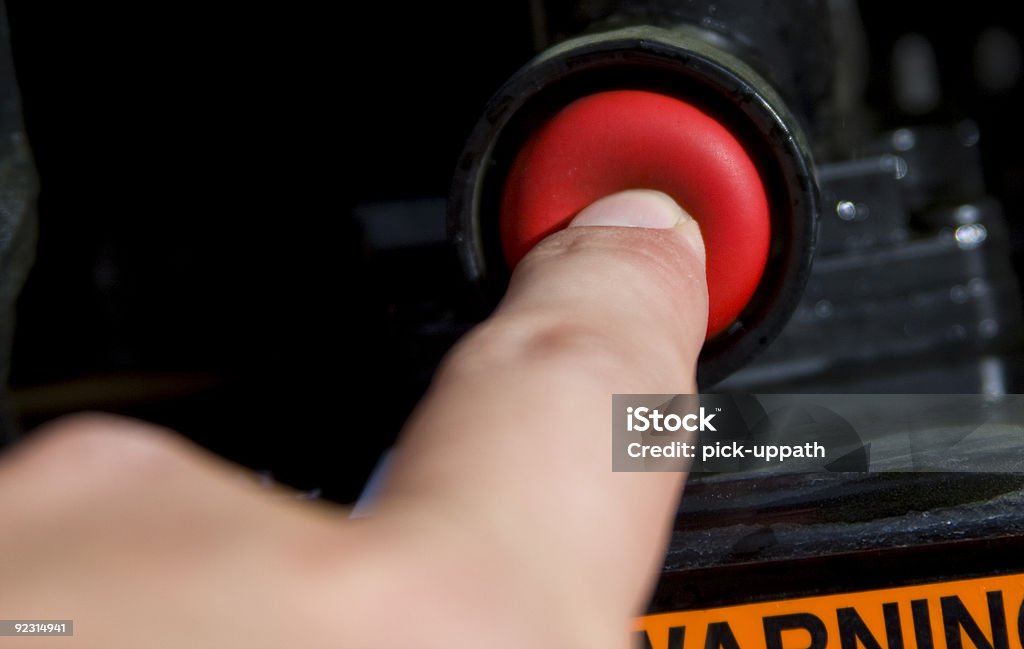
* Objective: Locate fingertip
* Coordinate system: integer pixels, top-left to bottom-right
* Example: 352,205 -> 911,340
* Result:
568,190 -> 706,266
569,190 -> 684,229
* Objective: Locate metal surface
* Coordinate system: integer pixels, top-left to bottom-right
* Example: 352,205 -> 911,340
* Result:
721,124 -> 1022,393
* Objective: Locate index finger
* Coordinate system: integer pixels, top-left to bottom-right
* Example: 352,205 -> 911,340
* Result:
367,190 -> 708,641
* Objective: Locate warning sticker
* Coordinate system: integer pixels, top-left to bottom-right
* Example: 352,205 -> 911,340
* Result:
636,572 -> 1024,649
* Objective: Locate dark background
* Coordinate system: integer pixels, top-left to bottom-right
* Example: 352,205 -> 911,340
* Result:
5,2 -> 1024,503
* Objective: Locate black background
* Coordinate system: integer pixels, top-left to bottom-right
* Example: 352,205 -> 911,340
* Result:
5,2 -> 1024,503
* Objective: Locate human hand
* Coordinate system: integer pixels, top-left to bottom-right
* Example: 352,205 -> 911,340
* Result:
0,189 -> 707,649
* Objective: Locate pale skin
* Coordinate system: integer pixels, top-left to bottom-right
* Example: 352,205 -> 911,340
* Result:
0,190 -> 708,649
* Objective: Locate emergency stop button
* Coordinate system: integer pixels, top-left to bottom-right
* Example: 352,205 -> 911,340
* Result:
499,90 -> 771,338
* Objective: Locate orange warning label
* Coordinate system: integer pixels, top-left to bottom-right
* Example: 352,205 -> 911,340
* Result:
636,572 -> 1024,649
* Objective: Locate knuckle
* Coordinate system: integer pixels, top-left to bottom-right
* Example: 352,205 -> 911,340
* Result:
443,313 -> 629,384
515,318 -> 626,374
15,413 -> 183,480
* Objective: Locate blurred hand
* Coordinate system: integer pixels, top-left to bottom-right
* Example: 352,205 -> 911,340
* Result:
0,190 -> 707,649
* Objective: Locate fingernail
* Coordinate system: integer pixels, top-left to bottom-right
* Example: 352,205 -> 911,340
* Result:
569,189 -> 688,229
570,190 -> 706,263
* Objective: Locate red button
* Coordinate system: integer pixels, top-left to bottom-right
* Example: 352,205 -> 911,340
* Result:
500,90 -> 771,338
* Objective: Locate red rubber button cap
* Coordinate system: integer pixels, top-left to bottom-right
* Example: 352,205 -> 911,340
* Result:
500,90 -> 771,338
